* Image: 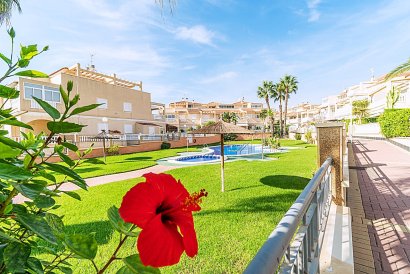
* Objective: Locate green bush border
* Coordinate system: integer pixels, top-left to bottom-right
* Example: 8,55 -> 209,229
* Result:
378,108 -> 410,138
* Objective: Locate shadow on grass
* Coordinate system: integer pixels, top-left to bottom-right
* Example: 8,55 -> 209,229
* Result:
83,158 -> 106,165
260,175 -> 309,190
75,167 -> 103,173
123,156 -> 153,161
198,193 -> 299,216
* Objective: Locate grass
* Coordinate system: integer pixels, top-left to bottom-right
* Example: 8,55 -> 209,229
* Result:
58,146 -> 200,179
50,140 -> 317,273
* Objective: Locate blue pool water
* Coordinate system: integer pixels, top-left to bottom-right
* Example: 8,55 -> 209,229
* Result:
210,144 -> 269,156
175,155 -> 221,163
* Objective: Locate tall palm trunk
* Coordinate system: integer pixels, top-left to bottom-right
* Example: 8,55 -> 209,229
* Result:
284,92 -> 289,137
279,98 -> 283,137
265,98 -> 274,137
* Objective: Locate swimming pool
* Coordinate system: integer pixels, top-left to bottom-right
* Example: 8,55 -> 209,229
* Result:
168,154 -> 225,165
209,144 -> 277,156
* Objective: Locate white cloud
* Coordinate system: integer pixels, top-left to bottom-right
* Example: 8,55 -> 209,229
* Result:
307,0 -> 321,22
200,71 -> 238,84
174,25 -> 216,46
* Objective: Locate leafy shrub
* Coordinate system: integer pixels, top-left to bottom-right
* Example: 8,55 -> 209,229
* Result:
378,108 -> 410,138
106,144 -> 120,155
295,133 -> 302,140
267,136 -> 280,149
161,142 -> 171,149
223,133 -> 237,141
305,130 -> 314,144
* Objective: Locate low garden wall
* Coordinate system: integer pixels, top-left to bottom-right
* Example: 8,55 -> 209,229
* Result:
46,135 -> 221,163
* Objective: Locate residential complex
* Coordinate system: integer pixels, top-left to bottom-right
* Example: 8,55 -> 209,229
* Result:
164,99 -> 265,132
3,64 -> 165,138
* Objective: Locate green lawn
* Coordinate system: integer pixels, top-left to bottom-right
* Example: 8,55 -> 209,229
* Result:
61,146 -> 200,179
51,141 -> 317,273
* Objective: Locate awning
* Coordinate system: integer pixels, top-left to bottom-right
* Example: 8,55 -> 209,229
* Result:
135,122 -> 164,127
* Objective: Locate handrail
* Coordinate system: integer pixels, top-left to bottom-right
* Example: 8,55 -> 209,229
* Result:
244,157 -> 333,274
238,143 -> 251,154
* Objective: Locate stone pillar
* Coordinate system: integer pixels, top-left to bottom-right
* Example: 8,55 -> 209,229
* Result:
316,122 -> 344,205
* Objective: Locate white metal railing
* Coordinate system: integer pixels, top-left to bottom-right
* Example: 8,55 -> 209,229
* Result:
244,157 -> 333,274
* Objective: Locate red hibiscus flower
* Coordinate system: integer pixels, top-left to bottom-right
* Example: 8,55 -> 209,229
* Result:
119,173 -> 207,267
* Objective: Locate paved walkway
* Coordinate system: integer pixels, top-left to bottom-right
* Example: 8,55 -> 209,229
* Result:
350,138 -> 410,273
13,164 -> 180,203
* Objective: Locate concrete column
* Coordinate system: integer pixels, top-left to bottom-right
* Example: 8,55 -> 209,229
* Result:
316,122 -> 345,205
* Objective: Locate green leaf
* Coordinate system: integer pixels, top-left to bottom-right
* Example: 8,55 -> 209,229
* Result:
58,266 -> 73,274
14,70 -> 48,78
61,142 -> 78,152
20,44 -> 38,60
63,191 -> 81,201
0,130 -> 8,135
45,213 -> 64,233
32,97 -> 60,120
0,84 -> 19,99
18,59 -> 30,68
3,242 -> 31,273
59,85 -> 69,107
0,135 -> 25,150
0,118 -> 33,130
69,94 -> 80,107
44,163 -> 85,186
4,204 -> 13,214
0,230 -> 19,243
71,180 -> 87,190
0,162 -> 32,180
0,142 -> 20,159
27,257 -> 44,274
107,206 -> 139,237
117,266 -> 135,274
0,53 -> 11,65
35,170 -> 56,183
8,27 -> 15,39
12,182 -> 44,200
47,121 -> 85,134
33,195 -> 55,208
67,81 -> 73,92
70,104 -> 102,116
56,149 -> 75,167
64,234 -> 97,260
16,212 -> 58,245
43,45 -> 49,52
123,254 -> 160,274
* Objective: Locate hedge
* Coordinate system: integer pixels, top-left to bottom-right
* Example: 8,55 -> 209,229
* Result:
378,108 -> 410,138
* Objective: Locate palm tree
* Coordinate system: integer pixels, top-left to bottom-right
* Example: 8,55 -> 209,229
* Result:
0,0 -> 21,26
221,112 -> 239,124
257,80 -> 275,136
280,74 -> 298,137
386,58 -> 410,80
272,82 -> 285,137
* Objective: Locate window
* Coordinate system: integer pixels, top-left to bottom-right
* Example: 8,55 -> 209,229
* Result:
124,124 -> 133,134
123,102 -> 132,112
24,83 -> 60,103
97,123 -> 108,133
97,98 -> 108,109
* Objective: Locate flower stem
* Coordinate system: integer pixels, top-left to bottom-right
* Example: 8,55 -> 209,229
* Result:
97,235 -> 129,274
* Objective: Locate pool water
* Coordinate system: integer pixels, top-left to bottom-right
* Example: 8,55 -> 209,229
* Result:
175,155 -> 221,163
210,144 -> 273,156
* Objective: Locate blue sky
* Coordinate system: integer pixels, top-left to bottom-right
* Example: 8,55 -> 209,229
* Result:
1,0 -> 410,108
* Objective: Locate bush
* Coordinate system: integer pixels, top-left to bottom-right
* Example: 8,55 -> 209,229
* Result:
295,133 -> 302,140
378,108 -> 410,138
161,142 -> 171,149
305,130 -> 314,144
106,144 -> 120,155
267,136 -> 280,149
223,133 -> 238,141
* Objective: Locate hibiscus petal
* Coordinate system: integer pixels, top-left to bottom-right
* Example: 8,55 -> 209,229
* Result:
144,173 -> 190,209
119,182 -> 162,228
171,211 -> 198,258
137,214 -> 184,267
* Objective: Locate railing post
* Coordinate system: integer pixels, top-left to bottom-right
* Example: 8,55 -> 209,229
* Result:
315,122 -> 344,206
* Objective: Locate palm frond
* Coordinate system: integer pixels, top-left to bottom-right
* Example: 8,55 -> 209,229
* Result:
385,58 -> 410,80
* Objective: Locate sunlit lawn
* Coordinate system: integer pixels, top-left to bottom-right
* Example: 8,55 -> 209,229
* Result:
51,140 -> 317,273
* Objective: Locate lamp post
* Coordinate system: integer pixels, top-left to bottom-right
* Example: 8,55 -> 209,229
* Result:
184,124 -> 188,152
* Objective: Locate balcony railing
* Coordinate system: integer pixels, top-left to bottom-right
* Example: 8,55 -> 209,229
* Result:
244,157 -> 333,274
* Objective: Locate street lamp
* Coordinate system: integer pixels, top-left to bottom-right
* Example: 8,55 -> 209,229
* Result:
101,117 -> 108,163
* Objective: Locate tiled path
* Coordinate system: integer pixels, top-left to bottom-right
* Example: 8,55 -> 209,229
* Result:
350,138 -> 410,273
13,164 -> 179,204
